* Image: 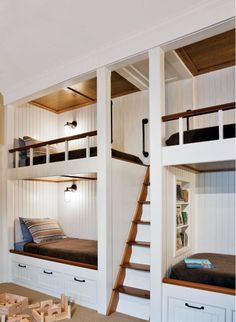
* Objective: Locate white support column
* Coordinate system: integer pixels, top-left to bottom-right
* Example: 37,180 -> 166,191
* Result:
218,109 -> 223,140
179,117 -> 184,145
96,66 -> 112,314
149,47 -> 165,322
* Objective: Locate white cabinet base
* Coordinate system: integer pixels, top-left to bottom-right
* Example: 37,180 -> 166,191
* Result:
11,253 -> 97,310
162,282 -> 235,322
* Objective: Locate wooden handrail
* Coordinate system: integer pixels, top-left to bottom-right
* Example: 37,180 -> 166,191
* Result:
9,130 -> 97,153
162,102 -> 235,122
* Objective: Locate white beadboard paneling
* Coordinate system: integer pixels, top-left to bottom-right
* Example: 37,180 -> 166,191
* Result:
57,104 -> 97,150
164,66 -> 235,139
194,66 -> 235,129
13,180 -> 58,242
112,90 -> 149,163
14,103 -> 58,141
58,181 -> 97,240
163,166 -> 196,275
196,171 -> 235,255
165,78 -> 193,137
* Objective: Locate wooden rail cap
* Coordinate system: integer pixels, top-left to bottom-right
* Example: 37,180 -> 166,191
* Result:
9,130 -> 97,153
163,277 -> 235,296
162,102 -> 235,122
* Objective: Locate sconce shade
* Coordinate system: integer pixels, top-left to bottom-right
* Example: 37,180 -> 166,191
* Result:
64,121 -> 77,135
64,184 -> 77,202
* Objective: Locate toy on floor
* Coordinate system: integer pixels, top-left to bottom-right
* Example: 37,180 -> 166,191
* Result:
32,295 -> 71,322
1,314 -> 31,322
0,294 -> 28,316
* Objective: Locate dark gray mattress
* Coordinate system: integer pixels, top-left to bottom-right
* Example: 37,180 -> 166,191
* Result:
22,147 -> 143,166
166,123 -> 235,146
170,253 -> 235,289
24,238 -> 97,266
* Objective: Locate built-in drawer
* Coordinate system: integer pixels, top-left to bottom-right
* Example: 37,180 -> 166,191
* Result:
12,261 -> 34,286
64,274 -> 97,307
36,267 -> 64,294
168,297 -> 225,322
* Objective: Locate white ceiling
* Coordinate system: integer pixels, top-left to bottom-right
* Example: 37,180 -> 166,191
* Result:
0,0 -> 231,100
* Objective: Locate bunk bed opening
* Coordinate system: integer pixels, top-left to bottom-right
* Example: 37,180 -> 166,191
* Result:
8,70 -> 148,171
10,173 -> 98,270
162,29 -> 235,167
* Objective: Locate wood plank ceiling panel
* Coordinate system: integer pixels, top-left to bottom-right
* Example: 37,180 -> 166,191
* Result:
30,71 -> 139,113
175,29 -> 235,76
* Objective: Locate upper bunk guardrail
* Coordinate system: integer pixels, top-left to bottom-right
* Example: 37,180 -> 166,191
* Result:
9,130 -> 97,168
162,102 -> 235,146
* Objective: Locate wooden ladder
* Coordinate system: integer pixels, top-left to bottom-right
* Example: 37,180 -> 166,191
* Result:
107,166 -> 150,315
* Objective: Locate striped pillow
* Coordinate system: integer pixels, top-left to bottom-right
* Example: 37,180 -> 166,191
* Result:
23,218 -> 66,244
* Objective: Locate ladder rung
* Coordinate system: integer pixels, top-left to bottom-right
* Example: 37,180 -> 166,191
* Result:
121,262 -> 150,272
133,220 -> 150,225
127,241 -> 150,247
139,201 -> 150,205
114,286 -> 150,299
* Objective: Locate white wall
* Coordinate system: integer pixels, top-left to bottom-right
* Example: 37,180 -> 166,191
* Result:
58,180 -> 97,240
165,66 -> 235,138
196,170 -> 235,255
13,180 -> 58,242
113,90 -> 149,163
13,103 -> 58,141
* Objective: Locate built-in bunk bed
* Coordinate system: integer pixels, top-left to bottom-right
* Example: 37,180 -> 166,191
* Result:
7,71 -> 150,313
161,29 -> 235,322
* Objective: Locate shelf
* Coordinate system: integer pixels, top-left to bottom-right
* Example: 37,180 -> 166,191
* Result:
176,224 -> 189,229
176,201 -> 189,205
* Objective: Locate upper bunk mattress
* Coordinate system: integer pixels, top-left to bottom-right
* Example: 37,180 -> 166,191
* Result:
166,123 -> 236,146
23,147 -> 143,166
24,237 -> 97,266
170,253 -> 235,289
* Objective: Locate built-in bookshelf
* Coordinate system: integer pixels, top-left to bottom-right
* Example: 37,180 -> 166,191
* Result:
174,178 -> 190,256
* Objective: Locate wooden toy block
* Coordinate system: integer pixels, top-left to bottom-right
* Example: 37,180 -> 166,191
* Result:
32,295 -> 71,322
0,294 -> 28,316
1,315 -> 31,322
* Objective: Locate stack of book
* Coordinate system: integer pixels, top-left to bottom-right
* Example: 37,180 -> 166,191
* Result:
184,258 -> 213,269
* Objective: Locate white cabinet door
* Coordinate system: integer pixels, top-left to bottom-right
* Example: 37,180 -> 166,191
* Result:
168,297 -> 225,322
37,267 -> 64,294
64,274 -> 97,308
12,261 -> 34,286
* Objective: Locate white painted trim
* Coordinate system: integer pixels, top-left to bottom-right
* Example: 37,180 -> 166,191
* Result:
7,157 -> 99,180
3,2 -> 234,104
163,138 -> 236,166
96,67 -> 112,314
149,47 -> 165,322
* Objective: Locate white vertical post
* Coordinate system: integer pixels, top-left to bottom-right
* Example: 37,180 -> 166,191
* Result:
149,47 -> 165,322
46,144 -> 50,164
96,66 -> 112,314
15,151 -> 19,168
29,148 -> 33,166
179,117 -> 184,145
218,109 -> 223,140
65,141 -> 68,161
86,136 -> 90,158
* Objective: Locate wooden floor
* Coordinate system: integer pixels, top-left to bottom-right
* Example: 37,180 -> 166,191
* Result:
0,283 -> 147,322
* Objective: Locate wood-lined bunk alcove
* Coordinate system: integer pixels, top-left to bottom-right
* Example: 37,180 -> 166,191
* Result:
161,27 -> 235,321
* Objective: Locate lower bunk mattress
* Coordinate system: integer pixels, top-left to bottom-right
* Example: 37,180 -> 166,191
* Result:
165,123 -> 236,146
20,238 -> 97,267
170,253 -> 235,289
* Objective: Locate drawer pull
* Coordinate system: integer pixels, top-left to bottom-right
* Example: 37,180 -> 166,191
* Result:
74,278 -> 85,283
43,270 -> 53,275
18,264 -> 26,268
185,303 -> 204,310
